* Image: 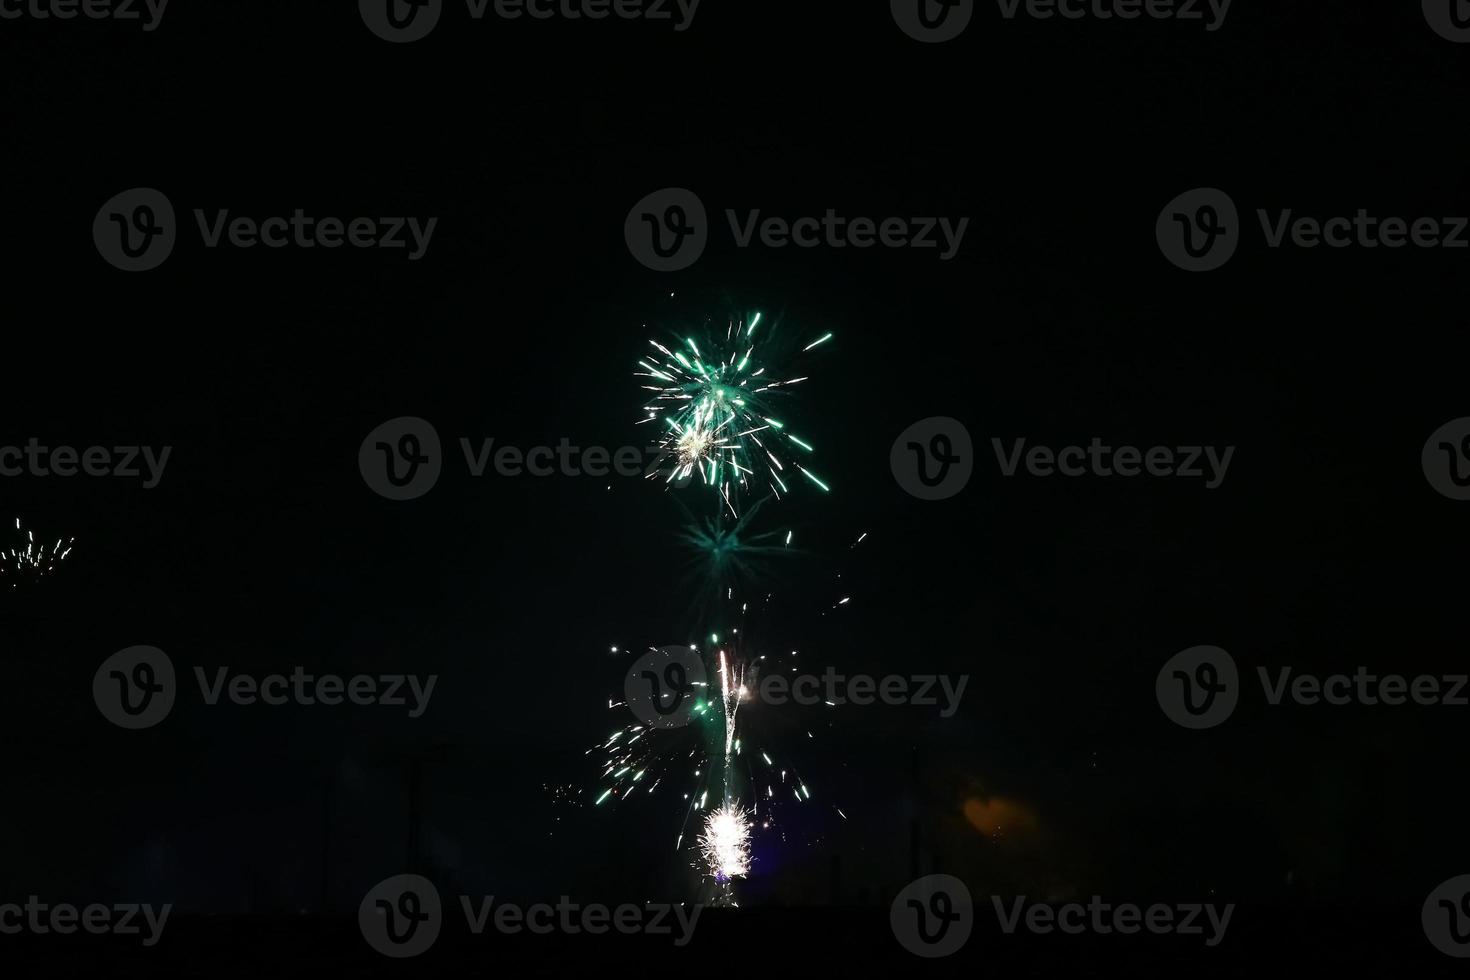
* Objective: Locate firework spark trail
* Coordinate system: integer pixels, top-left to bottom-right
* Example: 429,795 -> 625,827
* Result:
586,530 -> 870,882
699,650 -> 754,898
637,313 -> 832,516
589,596 -> 842,891
2,517 -> 75,587
717,650 -> 743,780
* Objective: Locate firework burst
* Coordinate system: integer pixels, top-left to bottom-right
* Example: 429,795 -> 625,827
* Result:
570,304 -> 848,905
700,801 -> 752,884
637,311 -> 832,517
2,517 -> 75,587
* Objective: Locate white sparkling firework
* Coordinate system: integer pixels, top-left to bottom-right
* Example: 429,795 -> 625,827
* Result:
699,802 -> 752,883
581,532 -> 873,879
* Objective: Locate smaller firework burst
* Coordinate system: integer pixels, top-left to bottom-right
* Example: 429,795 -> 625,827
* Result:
637,311 -> 833,517
699,801 -> 752,883
2,517 -> 75,588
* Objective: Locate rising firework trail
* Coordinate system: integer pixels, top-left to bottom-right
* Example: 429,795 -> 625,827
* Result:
701,651 -> 753,904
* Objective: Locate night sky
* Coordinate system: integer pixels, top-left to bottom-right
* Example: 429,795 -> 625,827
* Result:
3,0 -> 1469,972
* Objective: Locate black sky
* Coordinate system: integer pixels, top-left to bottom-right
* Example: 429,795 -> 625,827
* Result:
2,0 -> 1469,972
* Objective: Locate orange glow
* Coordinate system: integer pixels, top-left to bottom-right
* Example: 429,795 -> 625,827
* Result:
962,796 -> 1039,837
